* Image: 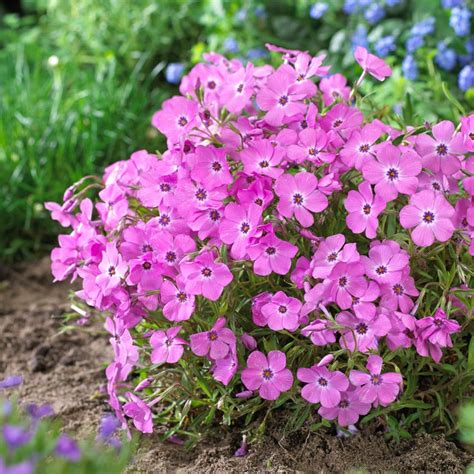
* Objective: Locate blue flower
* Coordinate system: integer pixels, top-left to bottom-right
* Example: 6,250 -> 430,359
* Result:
165,63 -> 185,85
402,54 -> 419,80
435,42 -> 457,70
385,0 -> 401,6
310,2 -> 329,19
459,64 -> 474,90
254,5 -> 266,18
352,24 -> 369,49
365,3 -> 385,24
441,0 -> 464,8
450,7 -> 472,36
343,0 -> 361,14
405,35 -> 425,53
223,37 -> 239,54
374,35 -> 396,57
410,17 -> 435,37
247,48 -> 267,60
235,8 -> 247,22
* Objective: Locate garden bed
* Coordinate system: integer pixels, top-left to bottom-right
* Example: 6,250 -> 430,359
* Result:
1,259 -> 472,473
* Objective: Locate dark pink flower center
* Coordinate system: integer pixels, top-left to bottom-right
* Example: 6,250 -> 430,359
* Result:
279,95 -> 289,106
262,368 -> 274,380
209,209 -> 221,222
195,188 -> 208,201
278,305 -> 288,314
201,267 -> 213,278
240,222 -> 250,234
362,203 -> 371,215
333,119 -> 343,128
265,246 -> 276,255
338,276 -> 348,287
386,167 -> 399,181
327,252 -> 338,262
371,374 -> 382,385
392,284 -> 404,296
422,211 -> 435,224
177,116 -> 188,127
300,119 -> 308,129
108,266 -> 116,276
375,265 -> 387,275
142,244 -> 153,252
359,144 -> 370,153
432,181 -> 441,191
259,160 -> 270,168
293,193 -> 304,205
208,330 -> 218,341
160,183 -> 171,192
236,83 -> 244,93
165,251 -> 177,263
212,161 -> 222,172
318,377 -> 328,387
433,318 -> 443,327
159,214 -> 170,226
436,143 -> 448,156
355,323 -> 368,335
176,292 -> 187,302
255,198 -> 263,206
207,80 -> 216,90
142,261 -> 152,270
338,399 -> 349,408
165,338 -> 173,347
308,147 -> 317,156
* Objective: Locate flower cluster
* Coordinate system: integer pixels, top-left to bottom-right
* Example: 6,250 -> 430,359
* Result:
47,45 -> 472,436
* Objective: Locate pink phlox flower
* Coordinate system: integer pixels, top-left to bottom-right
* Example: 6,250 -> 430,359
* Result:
399,190 -> 455,247
318,387 -> 371,426
241,333 -> 257,351
294,52 -> 330,81
251,292 -> 273,327
154,231 -> 196,273
340,123 -> 383,170
128,252 -> 163,291
354,46 -> 392,81
319,74 -> 350,106
415,308 -> 461,363
151,96 -> 198,143
336,311 -> 391,353
45,200 -> 77,227
150,326 -> 187,364
351,280 -> 380,320
219,203 -> 263,259
247,231 -> 298,276
160,276 -> 195,322
220,63 -> 255,113
310,234 -> 359,279
298,365 -> 349,407
349,355 -> 402,407
241,350 -> 294,401
386,311 -> 417,350
237,176 -> 274,210
190,145 -> 233,188
239,139 -> 285,179
96,184 -> 129,231
189,206 -> 225,241
120,220 -> 161,260
362,143 -> 422,201
190,317 -> 236,360
361,240 -> 409,284
275,172 -> 328,227
380,273 -> 419,313
327,262 -> 367,310
460,114 -> 474,152
123,393 -> 153,433
180,250 -> 233,301
287,128 -> 334,164
301,319 -> 337,346
211,350 -> 238,386
415,120 -> 466,175
175,179 -> 227,218
256,63 -> 316,126
344,181 -> 386,238
320,104 -> 363,142
261,291 -> 302,332
96,243 -> 128,296
417,170 -> 458,194
136,163 -> 177,208
290,256 -> 311,288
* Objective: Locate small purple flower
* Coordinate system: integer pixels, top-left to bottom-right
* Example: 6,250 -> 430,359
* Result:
0,375 -> 23,389
55,434 -> 81,462
99,414 -> 121,440
26,404 -> 54,420
234,436 -> 249,457
0,459 -> 35,474
3,425 -> 32,450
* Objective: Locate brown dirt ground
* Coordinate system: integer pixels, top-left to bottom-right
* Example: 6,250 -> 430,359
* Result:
1,258 -> 473,473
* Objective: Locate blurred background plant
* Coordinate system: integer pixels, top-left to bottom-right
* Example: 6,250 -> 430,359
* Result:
459,400 -> 474,473
0,0 -> 473,262
0,390 -> 133,473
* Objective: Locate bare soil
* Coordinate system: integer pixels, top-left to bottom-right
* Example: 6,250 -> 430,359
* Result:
1,258 -> 472,473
